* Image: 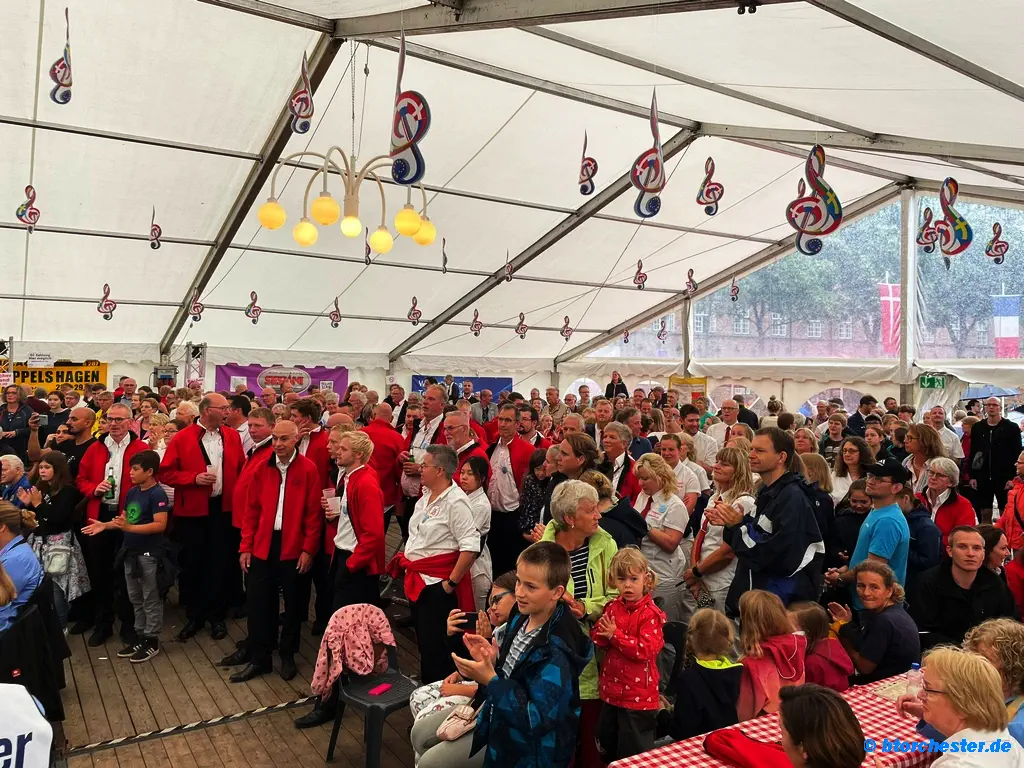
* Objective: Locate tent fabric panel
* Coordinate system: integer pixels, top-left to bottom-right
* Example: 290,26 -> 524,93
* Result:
1,4 -> 39,118
0,229 -> 30,297
410,323 -> 601,359
20,300 -> 178,344
268,0 -> 430,17
289,317 -> 427,354
824,149 -> 1024,189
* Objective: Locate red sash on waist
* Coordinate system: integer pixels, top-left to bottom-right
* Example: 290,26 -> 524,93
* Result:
386,551 -> 475,612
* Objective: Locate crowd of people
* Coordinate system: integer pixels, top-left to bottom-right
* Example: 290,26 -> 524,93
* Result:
4,374 -> 1024,767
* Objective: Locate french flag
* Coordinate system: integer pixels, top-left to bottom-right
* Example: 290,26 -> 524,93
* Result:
993,294 -> 1020,358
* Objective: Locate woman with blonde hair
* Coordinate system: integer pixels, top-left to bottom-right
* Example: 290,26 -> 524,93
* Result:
903,422 -> 945,494
579,469 -> 646,550
0,501 -> 42,634
0,561 -> 16,608
963,618 -> 1024,746
647,408 -> 667,443
675,432 -> 711,494
793,427 -> 819,456
633,453 -> 688,620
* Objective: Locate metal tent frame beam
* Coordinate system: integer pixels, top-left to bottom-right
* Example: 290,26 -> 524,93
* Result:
157,33 -> 344,355
388,127 -> 701,362
554,181 -> 905,363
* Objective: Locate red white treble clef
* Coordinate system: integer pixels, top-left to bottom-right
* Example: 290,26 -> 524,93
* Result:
730,277 -> 740,302
364,228 -> 372,265
408,297 -> 422,326
329,297 -> 342,328
504,250 -> 513,283
514,313 -> 528,339
696,157 -> 724,216
245,291 -> 262,325
560,316 -> 574,341
189,290 -> 205,322
934,178 -> 973,266
633,260 -> 648,290
390,32 -> 432,185
685,269 -> 698,296
622,330 -> 630,345
785,145 -> 843,255
986,223 -> 1009,265
629,91 -> 666,219
656,320 -> 668,343
470,309 -> 483,337
48,8 -> 72,105
916,207 -> 938,254
16,185 -> 40,232
288,53 -> 314,134
441,238 -> 448,274
150,207 -> 162,250
97,284 -> 117,320
579,132 -> 598,196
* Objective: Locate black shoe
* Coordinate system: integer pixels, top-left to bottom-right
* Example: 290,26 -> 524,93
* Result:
117,641 -> 142,658
88,625 -> 112,647
219,646 -> 251,667
130,638 -> 160,664
310,621 -> 326,636
229,662 -> 271,683
294,706 -> 336,728
279,656 -> 297,681
177,619 -> 203,641
210,621 -> 228,640
69,618 -> 93,635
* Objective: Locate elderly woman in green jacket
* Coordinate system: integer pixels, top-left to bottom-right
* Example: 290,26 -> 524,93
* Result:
543,479 -> 618,768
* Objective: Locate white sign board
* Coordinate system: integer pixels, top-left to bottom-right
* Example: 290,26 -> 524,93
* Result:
0,373 -> 11,387
26,353 -> 54,368
319,380 -> 334,392
229,376 -> 248,391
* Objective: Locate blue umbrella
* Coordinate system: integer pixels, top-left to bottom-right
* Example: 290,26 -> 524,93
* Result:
961,385 -> 1020,400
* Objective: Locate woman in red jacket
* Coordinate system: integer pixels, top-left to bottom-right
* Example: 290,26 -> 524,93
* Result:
916,457 -> 978,548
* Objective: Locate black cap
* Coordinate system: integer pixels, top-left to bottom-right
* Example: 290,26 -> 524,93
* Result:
864,457 -> 912,484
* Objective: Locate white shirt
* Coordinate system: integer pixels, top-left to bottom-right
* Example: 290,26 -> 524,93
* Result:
488,438 -> 520,512
401,413 -> 443,498
938,426 -> 965,459
405,483 -> 480,586
199,422 -> 224,497
236,421 -> 255,456
830,473 -> 854,504
707,421 -> 733,449
102,433 -> 132,506
684,459 -> 711,493
610,452 -> 626,489
466,487 -> 492,581
932,728 -> 1024,768
693,492 -> 756,593
390,400 -> 405,428
274,451 -> 297,531
334,463 -> 365,554
0,684 -> 52,768
671,460 -> 701,500
298,425 -> 321,457
691,430 -> 719,468
636,490 -> 688,583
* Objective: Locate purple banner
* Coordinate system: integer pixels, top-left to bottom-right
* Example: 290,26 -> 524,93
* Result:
214,363 -> 348,395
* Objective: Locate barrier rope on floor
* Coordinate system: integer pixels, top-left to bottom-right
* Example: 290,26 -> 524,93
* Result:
65,696 -> 316,756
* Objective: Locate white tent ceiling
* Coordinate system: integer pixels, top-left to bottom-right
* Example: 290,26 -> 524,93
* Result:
4,0 -> 1024,370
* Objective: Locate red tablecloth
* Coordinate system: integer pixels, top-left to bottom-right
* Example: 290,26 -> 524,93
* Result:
610,677 -> 935,768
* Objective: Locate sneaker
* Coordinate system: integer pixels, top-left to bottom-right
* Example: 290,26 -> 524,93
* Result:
117,641 -> 142,658
130,638 -> 160,664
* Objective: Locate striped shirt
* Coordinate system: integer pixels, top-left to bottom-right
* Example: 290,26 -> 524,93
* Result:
569,540 -> 590,601
502,621 -> 541,677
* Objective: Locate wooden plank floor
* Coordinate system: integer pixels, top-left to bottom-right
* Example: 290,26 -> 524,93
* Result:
62,522 -> 417,768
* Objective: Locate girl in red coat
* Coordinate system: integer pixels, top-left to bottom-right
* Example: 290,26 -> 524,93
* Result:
591,548 -> 665,762
788,602 -> 853,692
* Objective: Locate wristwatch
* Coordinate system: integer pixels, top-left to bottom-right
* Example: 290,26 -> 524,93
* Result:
691,565 -> 702,579
444,578 -> 458,590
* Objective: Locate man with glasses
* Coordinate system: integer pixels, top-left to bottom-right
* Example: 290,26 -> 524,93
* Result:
824,457 -> 911,606
160,393 -> 245,642
445,410 -> 488,480
486,404 -> 533,576
707,399 -> 740,449
968,397 -> 1022,523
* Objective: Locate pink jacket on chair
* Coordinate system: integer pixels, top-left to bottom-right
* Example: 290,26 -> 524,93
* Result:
311,604 -> 396,696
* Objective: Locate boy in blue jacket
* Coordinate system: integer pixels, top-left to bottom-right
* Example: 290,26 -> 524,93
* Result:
453,541 -> 593,768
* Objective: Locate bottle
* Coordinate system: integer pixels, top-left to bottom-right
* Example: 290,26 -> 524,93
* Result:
906,662 -> 923,698
104,471 -> 116,502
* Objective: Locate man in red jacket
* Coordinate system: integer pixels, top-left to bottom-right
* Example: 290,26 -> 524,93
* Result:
445,410 -> 489,481
159,393 -> 245,641
76,402 -> 149,646
518,406 -> 552,451
361,403 -> 405,537
486,403 -> 534,577
232,419 -> 321,683
456,399 -> 489,448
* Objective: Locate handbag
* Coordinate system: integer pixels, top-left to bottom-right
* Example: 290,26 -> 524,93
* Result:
435,704 -> 479,741
42,540 -> 72,575
693,584 -> 716,609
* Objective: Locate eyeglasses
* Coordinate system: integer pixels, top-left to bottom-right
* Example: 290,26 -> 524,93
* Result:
107,417 -> 130,424
921,685 -> 947,698
926,470 -> 950,479
488,590 -> 512,606
866,474 -> 893,483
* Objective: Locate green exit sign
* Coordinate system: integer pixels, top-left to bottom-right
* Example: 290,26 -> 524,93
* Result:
920,375 -> 946,389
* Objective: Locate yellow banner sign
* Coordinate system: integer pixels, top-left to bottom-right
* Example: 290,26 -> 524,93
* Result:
668,375 -> 708,404
12,361 -> 108,392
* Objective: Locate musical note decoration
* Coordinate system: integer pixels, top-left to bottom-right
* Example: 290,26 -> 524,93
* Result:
696,157 -> 724,216
633,260 -> 648,291
441,238 -> 448,274
656,319 -> 668,343
934,177 -> 973,271
189,290 -> 205,323
684,269 -> 698,296
730,277 -> 740,302
364,228 -> 371,265
48,8 -> 72,105
514,313 -> 528,339
244,291 -> 262,325
97,284 -> 117,321
560,316 -> 574,341
329,297 -> 342,328
149,207 -> 162,250
986,223 -> 1009,265
785,145 -> 843,256
916,207 -> 938,255
470,309 -> 483,337
288,53 -> 314,134
622,329 -> 630,344
16,185 -> 40,233
504,250 -> 513,283
629,91 -> 666,219
390,32 -> 431,186
407,296 -> 422,326
579,132 -> 598,196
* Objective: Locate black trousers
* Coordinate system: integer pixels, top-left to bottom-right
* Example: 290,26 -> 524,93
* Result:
174,498 -> 235,624
331,550 -> 381,612
246,532 -> 302,665
412,581 -> 458,684
489,508 -> 526,579
296,549 -> 334,627
81,506 -> 134,633
596,704 -> 657,762
973,480 -> 1011,523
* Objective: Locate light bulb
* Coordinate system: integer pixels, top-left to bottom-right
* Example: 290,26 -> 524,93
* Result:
413,217 -> 436,246
293,217 -> 318,247
369,226 -> 394,254
341,215 -> 362,238
258,198 -> 286,230
310,192 -> 340,226
394,204 -> 422,237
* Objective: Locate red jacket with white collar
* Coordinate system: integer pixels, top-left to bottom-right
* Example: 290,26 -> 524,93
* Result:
916,489 -> 978,548
361,419 -> 406,508
591,593 -> 666,710
614,452 -> 642,506
486,434 -> 533,491
456,441 -> 491,483
232,440 -> 273,528
403,414 -> 447,450
523,432 -> 552,452
337,463 -> 386,575
469,420 -> 489,448
159,422 -> 245,518
300,427 -> 337,553
240,451 -> 322,561
76,433 -> 150,521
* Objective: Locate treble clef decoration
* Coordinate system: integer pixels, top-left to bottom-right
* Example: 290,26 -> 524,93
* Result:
189,290 -> 205,322
579,131 -> 598,196
97,284 -> 117,321
785,145 -> 843,256
514,313 -> 529,339
16,185 -> 40,232
441,238 -> 448,274
684,269 -> 698,296
934,177 -> 973,270
696,157 -> 724,216
916,207 -> 938,254
633,260 -> 648,290
149,207 -> 162,250
629,91 -> 666,219
288,52 -> 314,134
245,291 -> 262,325
656,320 -> 668,343
364,228 -> 372,265
986,223 -> 1009,265
329,298 -> 342,328
408,296 -> 422,326
390,32 -> 432,185
48,8 -> 72,105
622,330 -> 630,345
504,250 -> 513,283
560,316 -> 574,341
730,277 -> 740,302
470,309 -> 484,337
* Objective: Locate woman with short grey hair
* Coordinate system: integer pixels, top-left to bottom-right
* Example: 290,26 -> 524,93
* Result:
920,456 -> 977,547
